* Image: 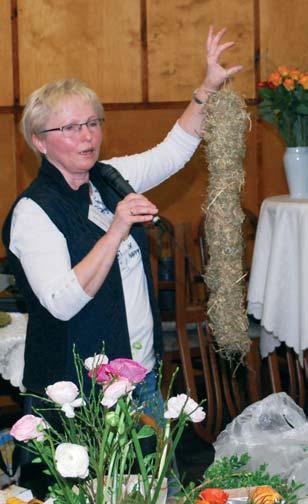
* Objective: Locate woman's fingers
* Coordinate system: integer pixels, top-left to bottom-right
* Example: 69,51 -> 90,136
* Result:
117,194 -> 158,224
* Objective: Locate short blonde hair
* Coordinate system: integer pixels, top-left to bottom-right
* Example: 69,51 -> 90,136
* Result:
21,78 -> 104,153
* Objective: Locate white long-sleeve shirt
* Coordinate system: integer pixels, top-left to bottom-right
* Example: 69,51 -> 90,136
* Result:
9,121 -> 200,368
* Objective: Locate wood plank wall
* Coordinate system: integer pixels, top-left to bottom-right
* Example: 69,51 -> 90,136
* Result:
1,0 -> 308,257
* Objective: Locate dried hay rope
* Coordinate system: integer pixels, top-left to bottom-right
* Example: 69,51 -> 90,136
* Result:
201,87 -> 251,360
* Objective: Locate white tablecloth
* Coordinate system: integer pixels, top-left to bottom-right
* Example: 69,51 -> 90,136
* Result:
247,195 -> 308,361
0,313 -> 27,390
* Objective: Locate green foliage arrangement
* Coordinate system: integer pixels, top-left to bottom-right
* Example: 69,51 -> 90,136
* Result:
181,454 -> 303,504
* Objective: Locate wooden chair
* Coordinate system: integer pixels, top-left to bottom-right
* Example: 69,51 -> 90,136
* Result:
146,219 -> 202,398
264,345 -> 307,410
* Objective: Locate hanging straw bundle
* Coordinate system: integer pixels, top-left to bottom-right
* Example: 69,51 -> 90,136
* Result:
201,87 -> 250,359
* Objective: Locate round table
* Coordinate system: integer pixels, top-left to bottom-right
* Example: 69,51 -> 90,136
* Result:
247,195 -> 308,363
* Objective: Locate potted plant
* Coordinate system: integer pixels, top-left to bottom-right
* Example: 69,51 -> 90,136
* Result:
258,66 -> 308,198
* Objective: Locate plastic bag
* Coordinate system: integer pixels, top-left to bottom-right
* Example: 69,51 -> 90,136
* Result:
213,392 -> 308,496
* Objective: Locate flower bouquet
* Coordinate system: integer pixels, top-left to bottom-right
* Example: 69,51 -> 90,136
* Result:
10,351 -> 205,503
258,66 -> 308,146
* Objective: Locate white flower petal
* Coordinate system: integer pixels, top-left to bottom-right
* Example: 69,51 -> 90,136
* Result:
71,398 -> 86,408
61,403 -> 75,418
84,354 -> 109,370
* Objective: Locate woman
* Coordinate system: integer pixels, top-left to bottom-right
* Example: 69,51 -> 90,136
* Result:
2,27 -> 242,400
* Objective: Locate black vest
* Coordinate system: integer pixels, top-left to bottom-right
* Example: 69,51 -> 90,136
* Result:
2,158 -> 163,393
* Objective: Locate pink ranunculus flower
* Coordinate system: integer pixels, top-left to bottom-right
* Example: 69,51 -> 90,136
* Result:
94,358 -> 147,384
164,394 -> 206,423
55,443 -> 89,479
10,414 -> 47,442
101,377 -> 135,408
46,381 -> 85,418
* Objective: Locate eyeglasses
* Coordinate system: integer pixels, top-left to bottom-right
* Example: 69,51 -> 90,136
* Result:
39,117 -> 104,137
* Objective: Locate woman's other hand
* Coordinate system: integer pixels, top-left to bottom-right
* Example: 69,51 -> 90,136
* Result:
109,193 -> 159,242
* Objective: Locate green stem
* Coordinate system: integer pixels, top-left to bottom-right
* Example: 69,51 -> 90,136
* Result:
157,420 -> 170,481
151,419 -> 186,503
121,399 -> 150,496
104,449 -> 117,503
95,422 -> 111,503
111,453 -> 120,504
117,442 -> 132,500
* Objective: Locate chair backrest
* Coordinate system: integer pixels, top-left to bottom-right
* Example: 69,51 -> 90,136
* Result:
265,346 -> 306,410
147,218 -> 176,321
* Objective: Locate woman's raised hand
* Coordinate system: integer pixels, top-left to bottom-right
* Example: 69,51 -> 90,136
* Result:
201,25 -> 243,93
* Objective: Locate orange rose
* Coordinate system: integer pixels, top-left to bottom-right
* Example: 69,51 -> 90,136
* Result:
289,68 -> 301,80
299,73 -> 308,89
283,77 -> 295,90
268,72 -> 282,87
250,485 -> 283,504
278,65 -> 289,77
197,488 -> 229,504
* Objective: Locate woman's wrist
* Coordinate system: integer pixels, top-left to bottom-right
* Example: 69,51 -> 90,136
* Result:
192,85 -> 217,105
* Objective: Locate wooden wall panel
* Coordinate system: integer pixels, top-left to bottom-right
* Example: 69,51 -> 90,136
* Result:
147,0 -> 255,102
0,115 -> 16,257
17,133 -> 40,193
0,0 -> 13,106
260,0 -> 308,79
18,0 -> 142,104
242,106 -> 259,216
259,122 -> 287,199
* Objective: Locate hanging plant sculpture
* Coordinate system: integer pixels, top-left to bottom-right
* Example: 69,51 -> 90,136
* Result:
201,87 -> 250,359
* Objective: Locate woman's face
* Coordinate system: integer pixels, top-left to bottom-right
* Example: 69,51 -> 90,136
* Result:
33,96 -> 103,187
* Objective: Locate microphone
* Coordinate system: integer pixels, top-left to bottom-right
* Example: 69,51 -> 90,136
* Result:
99,164 -> 161,226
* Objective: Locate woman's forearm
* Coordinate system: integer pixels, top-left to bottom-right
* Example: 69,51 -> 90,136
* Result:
73,229 -> 122,297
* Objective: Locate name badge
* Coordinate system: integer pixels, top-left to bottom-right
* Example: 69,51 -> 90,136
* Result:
88,205 -> 112,232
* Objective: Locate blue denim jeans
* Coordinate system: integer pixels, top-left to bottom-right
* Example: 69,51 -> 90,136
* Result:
133,368 -> 165,428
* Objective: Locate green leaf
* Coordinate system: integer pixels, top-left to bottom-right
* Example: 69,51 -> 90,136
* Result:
296,104 -> 308,114
136,425 -> 155,439
31,457 -> 42,464
122,490 -> 146,503
259,88 -> 274,99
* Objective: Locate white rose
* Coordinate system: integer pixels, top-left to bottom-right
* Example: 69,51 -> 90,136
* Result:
84,354 -> 109,370
55,443 -> 89,479
46,381 -> 79,404
164,394 -> 205,423
101,378 -> 135,408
